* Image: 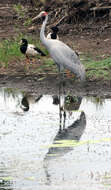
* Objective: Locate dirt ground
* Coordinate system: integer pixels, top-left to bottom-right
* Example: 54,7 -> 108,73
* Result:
0,2 -> 111,96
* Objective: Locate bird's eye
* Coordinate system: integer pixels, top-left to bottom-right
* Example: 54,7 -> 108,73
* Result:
43,12 -> 47,16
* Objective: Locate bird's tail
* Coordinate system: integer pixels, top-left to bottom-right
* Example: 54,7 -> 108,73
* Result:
76,63 -> 85,81
80,65 -> 85,81
34,47 -> 46,56
41,52 -> 46,56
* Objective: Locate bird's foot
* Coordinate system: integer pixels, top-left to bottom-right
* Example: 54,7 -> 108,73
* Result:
25,58 -> 30,70
65,70 -> 75,79
30,58 -> 36,64
25,64 -> 30,70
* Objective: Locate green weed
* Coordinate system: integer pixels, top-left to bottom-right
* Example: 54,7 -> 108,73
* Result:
24,18 -> 32,26
0,34 -> 48,67
13,3 -> 25,18
0,39 -> 21,67
83,56 -> 111,80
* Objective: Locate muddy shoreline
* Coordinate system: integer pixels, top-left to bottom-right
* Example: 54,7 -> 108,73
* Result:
0,74 -> 111,97
0,2 -> 111,98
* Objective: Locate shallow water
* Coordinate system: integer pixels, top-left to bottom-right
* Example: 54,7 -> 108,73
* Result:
0,87 -> 111,190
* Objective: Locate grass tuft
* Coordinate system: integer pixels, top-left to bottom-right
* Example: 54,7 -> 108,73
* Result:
83,56 -> 111,80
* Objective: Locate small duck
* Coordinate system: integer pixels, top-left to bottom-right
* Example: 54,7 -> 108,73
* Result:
47,26 -> 59,40
20,38 -> 46,65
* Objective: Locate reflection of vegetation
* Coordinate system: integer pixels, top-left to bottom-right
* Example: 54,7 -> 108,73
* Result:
52,95 -> 82,110
3,88 -> 20,99
101,174 -> 111,187
85,96 -> 105,108
0,87 -> 23,109
65,95 -> 82,111
0,177 -> 13,190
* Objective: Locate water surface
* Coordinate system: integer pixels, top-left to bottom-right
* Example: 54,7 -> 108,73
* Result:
0,87 -> 111,190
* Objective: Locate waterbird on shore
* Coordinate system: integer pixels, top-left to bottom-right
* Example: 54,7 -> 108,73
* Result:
32,11 -> 85,81
20,38 -> 46,67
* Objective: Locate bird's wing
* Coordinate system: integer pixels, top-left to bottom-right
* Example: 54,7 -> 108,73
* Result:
27,44 -> 46,56
48,40 -> 85,80
26,44 -> 37,56
34,47 -> 46,56
49,40 -> 80,65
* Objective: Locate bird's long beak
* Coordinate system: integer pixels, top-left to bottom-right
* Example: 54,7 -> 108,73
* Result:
32,13 -> 41,22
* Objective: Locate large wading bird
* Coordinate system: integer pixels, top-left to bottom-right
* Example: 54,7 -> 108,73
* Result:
20,38 -> 46,66
32,11 -> 85,81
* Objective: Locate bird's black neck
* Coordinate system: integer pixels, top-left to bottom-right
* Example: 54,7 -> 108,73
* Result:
20,42 -> 28,54
51,32 -> 57,39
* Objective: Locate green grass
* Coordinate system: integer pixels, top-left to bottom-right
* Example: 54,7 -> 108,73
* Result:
0,34 -> 48,67
0,38 -> 22,67
13,3 -> 25,19
82,56 -> 111,80
0,35 -> 111,81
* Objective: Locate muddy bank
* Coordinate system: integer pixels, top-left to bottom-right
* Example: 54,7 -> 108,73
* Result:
0,1 -> 111,97
0,74 -> 111,97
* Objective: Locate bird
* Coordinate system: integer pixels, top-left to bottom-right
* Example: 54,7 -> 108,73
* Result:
32,11 -> 85,81
20,38 -> 46,67
47,26 -> 59,40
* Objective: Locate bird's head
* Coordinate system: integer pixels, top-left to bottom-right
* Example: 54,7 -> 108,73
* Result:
51,26 -> 59,33
20,38 -> 28,46
32,11 -> 48,22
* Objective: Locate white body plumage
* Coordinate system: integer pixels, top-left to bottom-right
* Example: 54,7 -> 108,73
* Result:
26,44 -> 39,56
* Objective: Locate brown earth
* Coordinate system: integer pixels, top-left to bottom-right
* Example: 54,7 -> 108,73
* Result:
0,1 -> 111,96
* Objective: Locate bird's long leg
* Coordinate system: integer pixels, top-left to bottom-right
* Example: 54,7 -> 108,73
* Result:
66,69 -> 75,79
59,82 -> 62,132
58,68 -> 67,132
30,58 -> 36,64
63,87 -> 66,130
25,55 -> 30,70
58,66 -> 62,132
62,71 -> 66,130
63,110 -> 66,130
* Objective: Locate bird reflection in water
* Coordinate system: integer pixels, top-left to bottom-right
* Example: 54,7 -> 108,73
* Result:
21,94 -> 43,111
46,81 -> 86,157
45,110 -> 86,159
53,82 -> 83,132
44,86 -> 86,184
